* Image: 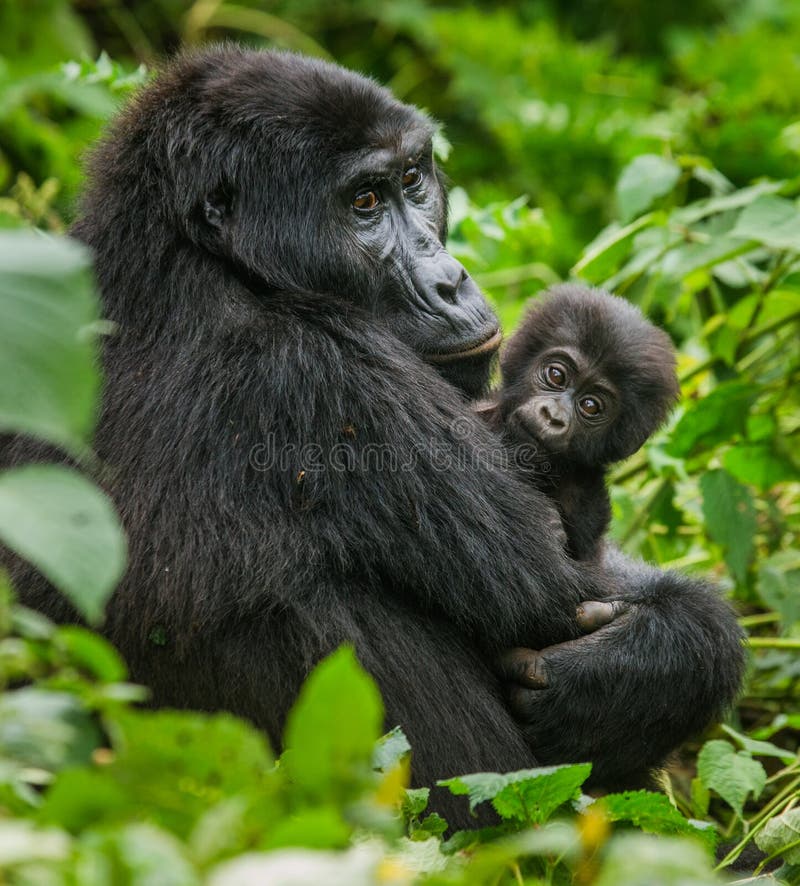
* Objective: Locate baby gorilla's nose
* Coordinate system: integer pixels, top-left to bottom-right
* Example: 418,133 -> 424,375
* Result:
538,402 -> 566,429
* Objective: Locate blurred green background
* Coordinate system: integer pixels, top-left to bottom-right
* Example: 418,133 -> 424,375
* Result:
0,1 -> 799,877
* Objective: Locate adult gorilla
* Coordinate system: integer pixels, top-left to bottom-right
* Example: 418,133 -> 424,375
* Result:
3,47 -> 743,827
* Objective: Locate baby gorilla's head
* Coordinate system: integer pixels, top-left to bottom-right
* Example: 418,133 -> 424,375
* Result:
497,285 -> 679,467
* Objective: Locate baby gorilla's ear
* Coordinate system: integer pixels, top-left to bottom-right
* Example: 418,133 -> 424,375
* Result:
473,396 -> 503,430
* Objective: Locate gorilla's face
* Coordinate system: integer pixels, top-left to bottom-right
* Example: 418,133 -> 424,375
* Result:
185,51 -> 500,396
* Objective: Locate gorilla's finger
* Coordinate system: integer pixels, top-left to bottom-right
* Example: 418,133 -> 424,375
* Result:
507,683 -> 541,719
576,599 -> 631,633
496,648 -> 548,688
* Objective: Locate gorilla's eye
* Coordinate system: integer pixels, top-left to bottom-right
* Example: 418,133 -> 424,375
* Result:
353,191 -> 380,212
579,396 -> 603,417
544,364 -> 567,388
402,166 -> 423,190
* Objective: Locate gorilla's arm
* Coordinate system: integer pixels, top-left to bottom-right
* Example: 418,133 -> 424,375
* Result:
500,545 -> 745,788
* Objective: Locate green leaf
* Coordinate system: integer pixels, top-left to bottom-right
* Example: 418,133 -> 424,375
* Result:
696,739 -> 766,817
723,444 -> 796,491
757,551 -> 800,629
599,791 -> 714,848
595,833 -> 718,886
616,155 -> 681,222
55,625 -> 128,681
730,195 -> 800,251
755,808 -> 800,865
572,214 -> 655,282
439,763 -> 591,825
700,469 -> 757,584
667,382 -> 757,457
0,232 -> 101,453
720,724 -> 796,764
38,769 -> 129,833
0,688 -> 101,772
283,646 -> 383,802
108,709 -> 274,838
402,787 -> 430,817
97,823 -> 200,886
372,726 -> 411,773
0,464 -> 126,624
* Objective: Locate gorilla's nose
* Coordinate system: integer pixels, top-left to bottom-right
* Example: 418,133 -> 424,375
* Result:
538,402 -> 567,430
435,263 -> 467,305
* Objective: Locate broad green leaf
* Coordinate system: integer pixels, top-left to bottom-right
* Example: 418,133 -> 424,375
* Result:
0,821 -> 70,866
0,688 -> 101,772
108,709 -> 274,838
720,724 -> 796,764
38,769 -> 129,833
572,214 -> 655,282
595,833 -> 718,886
696,739 -> 766,817
55,625 -> 127,681
264,807 -> 351,851
723,444 -> 797,491
283,646 -> 383,802
372,726 -> 411,773
439,763 -> 591,824
755,808 -> 800,865
0,464 -> 126,624
97,823 -> 199,886
599,791 -> 714,849
700,469 -> 757,584
672,181 -> 783,226
667,382 -> 757,457
730,195 -> 800,251
616,155 -> 680,222
756,552 -> 800,629
0,232 -> 101,453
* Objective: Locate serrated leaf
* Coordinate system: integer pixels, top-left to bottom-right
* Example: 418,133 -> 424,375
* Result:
730,195 -> 800,251
755,808 -> 800,865
283,646 -> 383,802
599,791 -> 714,849
439,763 -> 591,824
700,470 -> 757,584
697,740 -> 766,817
0,232 -> 101,453
0,464 -> 126,624
616,155 -> 681,222
402,787 -> 430,817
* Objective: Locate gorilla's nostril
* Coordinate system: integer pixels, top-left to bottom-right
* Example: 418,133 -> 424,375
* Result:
540,404 -> 565,429
436,280 -> 458,304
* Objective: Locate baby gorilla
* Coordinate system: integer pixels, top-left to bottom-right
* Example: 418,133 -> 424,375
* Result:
478,284 -> 679,561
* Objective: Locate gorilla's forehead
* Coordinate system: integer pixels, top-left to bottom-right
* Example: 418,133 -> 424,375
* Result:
191,47 -> 433,155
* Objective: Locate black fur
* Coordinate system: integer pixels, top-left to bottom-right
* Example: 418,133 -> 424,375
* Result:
1,47 -> 744,829
479,285 -> 679,559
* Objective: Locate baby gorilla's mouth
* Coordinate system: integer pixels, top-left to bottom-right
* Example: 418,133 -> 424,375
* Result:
425,328 -> 502,365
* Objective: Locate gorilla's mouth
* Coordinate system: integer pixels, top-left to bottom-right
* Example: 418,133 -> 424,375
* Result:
424,328 -> 502,365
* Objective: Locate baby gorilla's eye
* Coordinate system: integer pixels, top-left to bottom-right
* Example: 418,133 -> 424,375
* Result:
579,396 -> 603,417
402,166 -> 423,189
544,364 -> 567,388
353,190 -> 380,212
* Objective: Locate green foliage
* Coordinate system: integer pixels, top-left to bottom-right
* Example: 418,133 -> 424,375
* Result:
0,3 -> 798,882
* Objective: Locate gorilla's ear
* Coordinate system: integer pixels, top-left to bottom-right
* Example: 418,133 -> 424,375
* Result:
199,186 -> 235,231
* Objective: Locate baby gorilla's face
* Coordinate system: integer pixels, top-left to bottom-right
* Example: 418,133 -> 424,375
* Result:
507,346 -> 620,466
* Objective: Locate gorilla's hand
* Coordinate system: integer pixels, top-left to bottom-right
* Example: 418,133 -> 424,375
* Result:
498,600 -> 632,690
496,565 -> 743,791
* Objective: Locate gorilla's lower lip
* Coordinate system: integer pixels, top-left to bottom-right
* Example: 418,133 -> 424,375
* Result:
424,328 -> 502,365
